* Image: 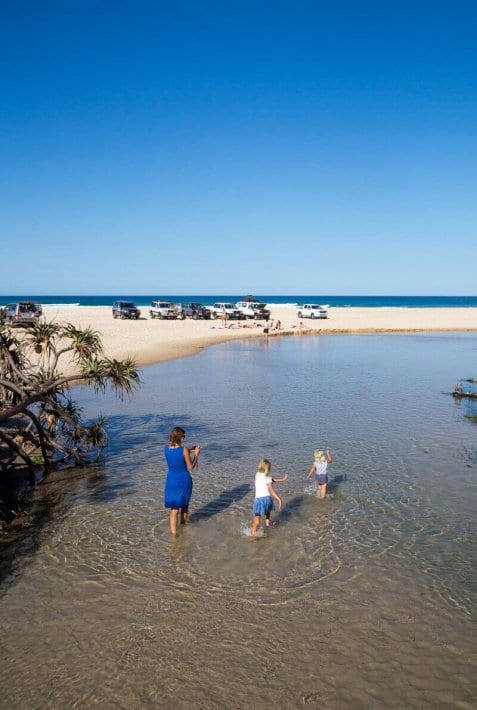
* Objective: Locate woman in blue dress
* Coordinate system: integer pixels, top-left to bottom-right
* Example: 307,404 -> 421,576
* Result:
164,426 -> 201,535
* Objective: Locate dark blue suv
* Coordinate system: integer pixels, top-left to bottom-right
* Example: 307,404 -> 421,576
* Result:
180,303 -> 211,319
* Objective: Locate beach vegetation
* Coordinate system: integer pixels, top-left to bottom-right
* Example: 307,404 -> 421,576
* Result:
0,319 -> 140,510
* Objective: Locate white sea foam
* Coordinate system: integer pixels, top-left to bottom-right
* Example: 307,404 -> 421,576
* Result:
240,522 -> 265,537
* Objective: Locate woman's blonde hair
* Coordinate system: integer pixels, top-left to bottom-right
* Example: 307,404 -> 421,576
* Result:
314,449 -> 325,462
169,426 -> 185,446
257,458 -> 271,474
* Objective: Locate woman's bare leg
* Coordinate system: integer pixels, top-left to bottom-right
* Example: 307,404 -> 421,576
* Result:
318,483 -> 327,499
169,509 -> 179,535
180,506 -> 189,525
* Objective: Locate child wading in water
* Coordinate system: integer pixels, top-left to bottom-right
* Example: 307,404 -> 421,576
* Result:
307,449 -> 332,498
251,459 -> 288,536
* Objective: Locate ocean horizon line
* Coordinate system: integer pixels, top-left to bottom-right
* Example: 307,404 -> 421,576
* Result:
1,293 -> 475,298
1,294 -> 476,310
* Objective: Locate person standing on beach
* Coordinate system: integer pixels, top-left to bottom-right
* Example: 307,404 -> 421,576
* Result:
221,305 -> 228,327
307,449 -> 332,498
251,459 -> 288,535
164,427 -> 201,535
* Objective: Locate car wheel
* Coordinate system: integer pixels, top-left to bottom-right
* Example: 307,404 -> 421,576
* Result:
158,313 -> 163,319
310,313 -> 315,319
212,312 -> 218,319
192,313 -> 198,320
181,313 -> 186,320
297,311 -> 302,318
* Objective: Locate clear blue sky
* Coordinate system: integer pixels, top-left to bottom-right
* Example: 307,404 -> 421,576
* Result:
1,0 -> 476,295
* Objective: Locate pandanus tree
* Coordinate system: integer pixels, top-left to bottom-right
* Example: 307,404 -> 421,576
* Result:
0,319 -> 140,483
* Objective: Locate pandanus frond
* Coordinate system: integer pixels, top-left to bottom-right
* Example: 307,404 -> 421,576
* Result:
80,356 -> 140,398
60,397 -> 83,421
61,324 -> 103,361
33,367 -> 59,386
79,357 -> 110,392
85,418 -> 108,449
0,326 -> 26,372
102,357 -> 141,398
26,320 -> 61,357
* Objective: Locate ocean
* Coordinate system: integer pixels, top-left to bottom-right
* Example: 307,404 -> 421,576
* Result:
0,332 -> 476,707
1,294 -> 477,308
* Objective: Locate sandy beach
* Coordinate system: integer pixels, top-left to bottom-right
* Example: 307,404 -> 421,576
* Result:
40,305 -> 477,374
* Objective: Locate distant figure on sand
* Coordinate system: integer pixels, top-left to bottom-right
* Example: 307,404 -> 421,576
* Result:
221,306 -> 228,327
164,426 -> 201,535
307,449 -> 332,498
251,459 -> 288,535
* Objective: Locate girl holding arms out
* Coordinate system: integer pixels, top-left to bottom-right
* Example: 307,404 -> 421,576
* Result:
251,458 -> 288,536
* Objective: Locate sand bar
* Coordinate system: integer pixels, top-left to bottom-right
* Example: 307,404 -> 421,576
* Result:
38,305 -> 477,375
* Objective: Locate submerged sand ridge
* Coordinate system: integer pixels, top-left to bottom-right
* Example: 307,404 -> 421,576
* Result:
41,305 -> 477,374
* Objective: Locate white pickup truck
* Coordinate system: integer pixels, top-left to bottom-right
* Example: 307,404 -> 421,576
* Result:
235,301 -> 271,320
296,304 -> 329,319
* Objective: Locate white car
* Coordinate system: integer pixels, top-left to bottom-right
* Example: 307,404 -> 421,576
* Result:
149,301 -> 184,319
296,304 -> 329,319
235,301 -> 271,320
207,302 -> 244,319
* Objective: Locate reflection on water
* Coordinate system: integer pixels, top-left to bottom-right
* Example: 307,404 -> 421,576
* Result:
1,334 -> 476,708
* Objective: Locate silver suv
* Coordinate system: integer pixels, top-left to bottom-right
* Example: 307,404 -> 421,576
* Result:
112,301 -> 141,319
3,301 -> 43,325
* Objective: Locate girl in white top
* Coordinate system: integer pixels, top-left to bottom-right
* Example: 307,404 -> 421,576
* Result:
251,458 -> 288,536
307,449 -> 332,498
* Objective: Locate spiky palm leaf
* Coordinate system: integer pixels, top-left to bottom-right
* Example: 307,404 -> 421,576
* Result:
61,324 -> 103,361
26,320 -> 61,359
102,357 -> 141,398
85,418 -> 108,449
33,367 -> 60,386
79,357 -> 110,393
0,325 -> 26,375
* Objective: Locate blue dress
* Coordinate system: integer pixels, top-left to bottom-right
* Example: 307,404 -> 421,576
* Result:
164,445 -> 193,509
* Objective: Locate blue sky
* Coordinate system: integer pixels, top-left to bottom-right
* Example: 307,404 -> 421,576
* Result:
1,0 -> 476,295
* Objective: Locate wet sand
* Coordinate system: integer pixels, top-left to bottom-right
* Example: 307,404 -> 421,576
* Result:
41,305 -> 477,373
1,332 -> 476,708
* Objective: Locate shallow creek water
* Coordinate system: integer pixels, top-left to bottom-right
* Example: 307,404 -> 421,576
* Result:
0,333 -> 476,709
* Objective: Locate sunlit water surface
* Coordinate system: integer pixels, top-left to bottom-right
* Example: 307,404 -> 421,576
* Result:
1,333 -> 476,709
